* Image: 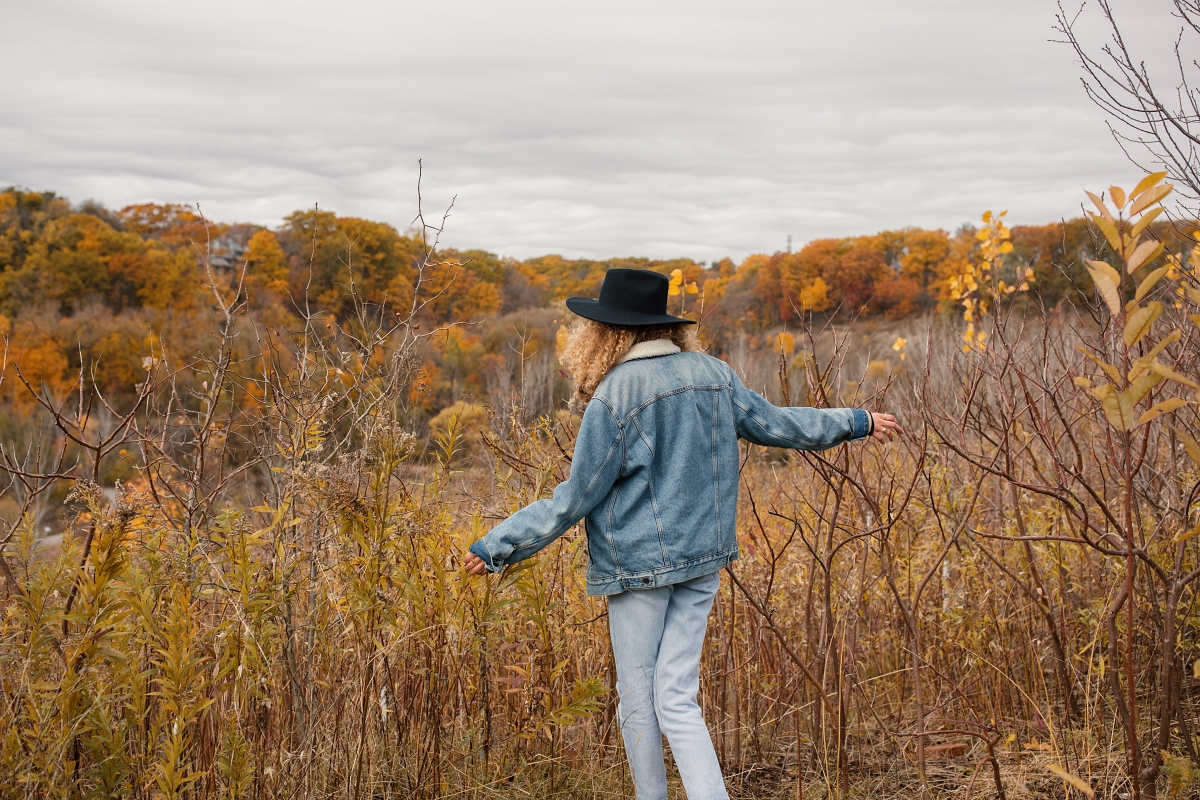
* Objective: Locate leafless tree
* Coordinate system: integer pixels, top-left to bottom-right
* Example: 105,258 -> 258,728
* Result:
1058,0 -> 1200,211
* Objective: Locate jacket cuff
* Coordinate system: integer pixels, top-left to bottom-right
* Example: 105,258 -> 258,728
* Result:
469,539 -> 501,573
852,408 -> 871,440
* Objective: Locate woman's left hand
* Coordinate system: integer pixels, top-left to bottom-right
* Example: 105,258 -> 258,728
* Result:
871,413 -> 903,442
463,551 -> 488,576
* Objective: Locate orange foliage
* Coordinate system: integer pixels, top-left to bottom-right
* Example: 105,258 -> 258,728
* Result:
874,273 -> 921,319
836,245 -> 890,314
118,202 -> 210,249
243,230 -> 288,293
2,329 -> 72,408
0,186 -> 1187,435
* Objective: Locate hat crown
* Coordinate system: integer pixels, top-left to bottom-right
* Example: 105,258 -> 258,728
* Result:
564,268 -> 694,326
597,269 -> 669,316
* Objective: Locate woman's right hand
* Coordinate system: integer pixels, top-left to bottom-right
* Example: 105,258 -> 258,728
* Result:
463,551 -> 488,576
871,413 -> 902,442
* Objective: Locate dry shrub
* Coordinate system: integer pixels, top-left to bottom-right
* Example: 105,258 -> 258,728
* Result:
0,176 -> 1198,800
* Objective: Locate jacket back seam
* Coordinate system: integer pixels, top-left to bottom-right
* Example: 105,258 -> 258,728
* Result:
611,383 -> 729,427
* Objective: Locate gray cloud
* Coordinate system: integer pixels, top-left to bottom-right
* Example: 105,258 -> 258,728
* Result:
0,0 -> 1175,260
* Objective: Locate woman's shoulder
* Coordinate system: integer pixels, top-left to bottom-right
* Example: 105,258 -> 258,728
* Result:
683,349 -> 733,371
595,350 -> 734,406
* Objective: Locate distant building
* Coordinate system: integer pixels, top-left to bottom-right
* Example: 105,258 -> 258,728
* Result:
205,236 -> 245,269
203,224 -> 259,269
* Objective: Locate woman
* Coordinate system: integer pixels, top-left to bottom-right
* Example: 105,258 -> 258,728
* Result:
464,268 -> 900,800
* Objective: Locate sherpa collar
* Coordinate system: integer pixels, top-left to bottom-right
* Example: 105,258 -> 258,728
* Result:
619,338 -> 681,364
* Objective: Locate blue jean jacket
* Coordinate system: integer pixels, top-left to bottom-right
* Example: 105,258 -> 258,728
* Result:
469,347 -> 871,595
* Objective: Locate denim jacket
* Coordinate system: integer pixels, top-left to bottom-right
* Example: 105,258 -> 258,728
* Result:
469,341 -> 872,595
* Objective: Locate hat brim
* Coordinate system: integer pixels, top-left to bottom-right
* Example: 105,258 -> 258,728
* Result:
565,297 -> 697,326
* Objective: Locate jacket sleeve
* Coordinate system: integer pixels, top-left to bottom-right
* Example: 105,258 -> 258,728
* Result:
729,367 -> 870,450
468,398 -> 624,573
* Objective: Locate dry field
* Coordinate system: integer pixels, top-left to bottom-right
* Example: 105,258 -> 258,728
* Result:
1,177 -> 1199,799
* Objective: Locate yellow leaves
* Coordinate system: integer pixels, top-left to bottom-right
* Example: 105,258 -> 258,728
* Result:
981,208 -> 1006,226
1130,183 -> 1173,216
1148,360 -> 1200,390
555,325 -> 570,359
958,209 -> 1024,354
1123,301 -> 1162,347
1135,265 -> 1170,303
1075,238 -> 1195,428
1129,206 -> 1163,240
1085,260 -> 1122,317
892,336 -> 908,361
962,325 -> 987,352
1088,172 -> 1166,232
1127,240 -> 1164,273
1131,170 -> 1169,200
1045,764 -> 1095,799
1090,383 -> 1134,430
798,277 -> 831,312
1172,521 -> 1200,545
1086,191 -> 1114,222
1167,253 -> 1183,281
244,230 -> 288,290
1087,258 -> 1121,290
1127,371 -> 1164,406
1175,425 -> 1200,463
1083,180 -> 1171,336
668,267 -> 698,299
1129,329 -> 1181,381
1138,397 -> 1190,426
774,331 -> 795,355
1077,346 -> 1123,384
1088,212 -> 1123,254
976,210 -> 1012,264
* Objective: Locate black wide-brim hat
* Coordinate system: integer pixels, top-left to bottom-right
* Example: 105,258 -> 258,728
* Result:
566,268 -> 696,327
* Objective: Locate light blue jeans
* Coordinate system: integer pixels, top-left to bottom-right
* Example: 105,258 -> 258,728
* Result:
607,570 -> 728,800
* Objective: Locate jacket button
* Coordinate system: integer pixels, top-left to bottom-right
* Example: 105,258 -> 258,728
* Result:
642,577 -> 651,584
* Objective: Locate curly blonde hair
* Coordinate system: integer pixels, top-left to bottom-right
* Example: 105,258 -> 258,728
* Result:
559,319 -> 700,410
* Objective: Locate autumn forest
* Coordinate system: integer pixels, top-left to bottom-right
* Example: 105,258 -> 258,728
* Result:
1,171 -> 1199,800
0,187 -> 1157,435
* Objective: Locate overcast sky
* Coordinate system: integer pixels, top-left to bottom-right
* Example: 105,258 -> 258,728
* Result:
0,0 -> 1178,261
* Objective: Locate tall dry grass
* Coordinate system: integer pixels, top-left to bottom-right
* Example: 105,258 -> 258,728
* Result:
1,178 -> 1199,799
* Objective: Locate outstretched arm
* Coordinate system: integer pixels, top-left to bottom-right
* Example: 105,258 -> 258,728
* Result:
464,398 -> 623,575
730,367 -> 900,449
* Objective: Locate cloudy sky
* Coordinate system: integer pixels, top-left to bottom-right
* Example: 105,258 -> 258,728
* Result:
0,0 -> 1176,261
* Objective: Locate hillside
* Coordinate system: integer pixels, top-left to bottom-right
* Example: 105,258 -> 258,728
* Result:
3,187 -> 1185,420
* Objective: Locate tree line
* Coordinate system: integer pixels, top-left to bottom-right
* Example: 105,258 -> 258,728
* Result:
0,186 -> 1187,423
